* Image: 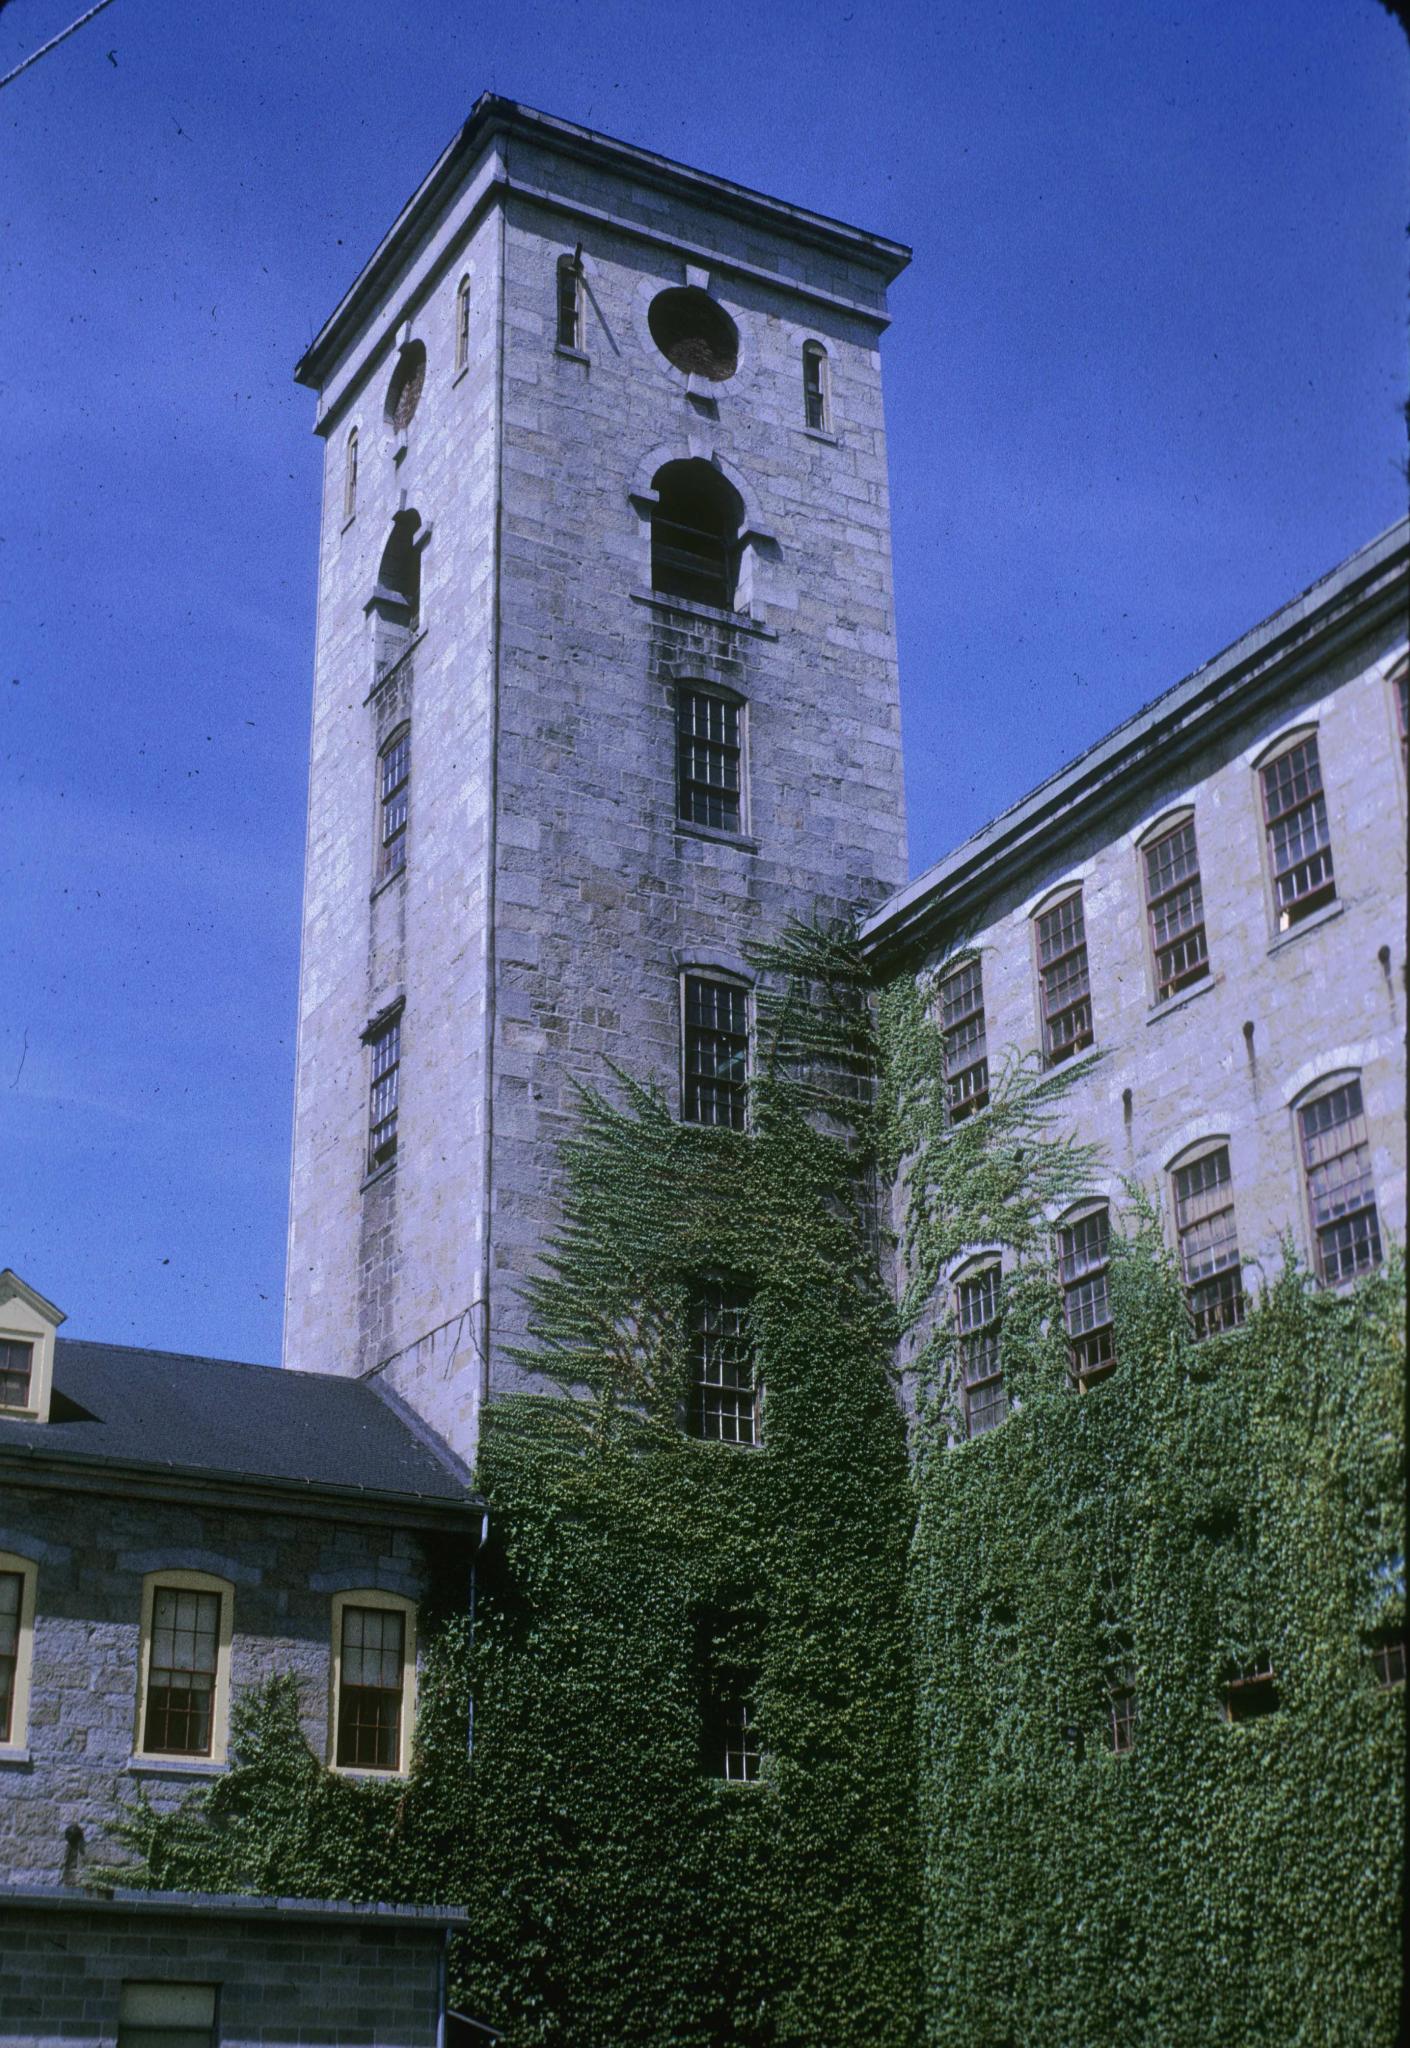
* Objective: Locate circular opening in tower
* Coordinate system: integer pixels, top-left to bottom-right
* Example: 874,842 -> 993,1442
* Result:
385,342 -> 427,432
647,288 -> 739,381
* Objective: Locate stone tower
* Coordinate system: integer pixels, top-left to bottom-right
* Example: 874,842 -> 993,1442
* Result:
283,98 -> 910,1457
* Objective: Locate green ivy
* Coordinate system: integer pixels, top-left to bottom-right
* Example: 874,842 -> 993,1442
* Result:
111,924 -> 1404,2048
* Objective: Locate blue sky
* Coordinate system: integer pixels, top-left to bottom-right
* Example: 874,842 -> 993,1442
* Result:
2,0 -> 1405,1362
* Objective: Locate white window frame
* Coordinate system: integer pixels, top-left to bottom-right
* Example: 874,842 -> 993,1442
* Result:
1254,725 -> 1337,934
0,1551 -> 38,1754
328,1588 -> 418,1778
133,1569 -> 234,1767
0,1270 -> 62,1423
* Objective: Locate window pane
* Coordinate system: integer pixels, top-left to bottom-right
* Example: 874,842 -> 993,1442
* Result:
369,1018 -> 401,1166
143,1588 -> 220,1756
0,1338 -> 33,1409
677,691 -> 741,832
941,959 -> 990,1118
684,977 -> 748,1128
0,1570 -> 21,1744
1059,1210 -> 1115,1385
337,1606 -> 406,1770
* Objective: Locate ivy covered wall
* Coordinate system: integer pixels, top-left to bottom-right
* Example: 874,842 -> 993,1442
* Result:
116,928 -> 1404,2048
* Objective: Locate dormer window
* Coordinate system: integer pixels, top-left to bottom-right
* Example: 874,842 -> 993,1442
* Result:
0,1270 -> 64,1423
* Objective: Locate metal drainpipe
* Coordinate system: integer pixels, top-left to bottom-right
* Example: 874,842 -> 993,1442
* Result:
475,164 -> 508,1429
437,1927 -> 449,2048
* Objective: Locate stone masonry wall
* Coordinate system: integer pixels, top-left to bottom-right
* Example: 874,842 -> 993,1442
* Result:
0,1485 -> 461,1890
902,616 -> 1407,1346
0,1899 -> 447,2047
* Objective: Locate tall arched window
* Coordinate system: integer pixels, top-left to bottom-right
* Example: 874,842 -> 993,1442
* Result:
370,511 -> 422,675
650,460 -> 744,611
802,341 -> 829,431
454,274 -> 471,373
343,427 -> 359,522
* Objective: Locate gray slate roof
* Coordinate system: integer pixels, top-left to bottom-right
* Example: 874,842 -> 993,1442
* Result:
0,1339 -> 476,1510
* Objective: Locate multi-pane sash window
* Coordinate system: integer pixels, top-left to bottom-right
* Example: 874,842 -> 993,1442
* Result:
940,957 -> 989,1120
688,1284 -> 758,1445
1143,817 -> 1209,1001
1260,734 -> 1336,928
1105,1651 -> 1137,1755
368,1015 -> 401,1169
1172,1146 -> 1245,1338
956,1266 -> 1004,1437
1298,1079 -> 1382,1283
0,1338 -> 33,1409
1036,892 -> 1093,1065
379,727 -> 410,877
718,1695 -> 761,1781
684,976 -> 748,1128
336,1604 -> 406,1771
677,690 -> 742,833
0,1571 -> 21,1743
143,1586 -> 220,1756
1059,1207 -> 1115,1389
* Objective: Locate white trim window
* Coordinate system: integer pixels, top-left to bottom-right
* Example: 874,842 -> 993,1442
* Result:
330,1590 -> 417,1775
135,1570 -> 234,1764
682,975 -> 749,1129
1058,1205 -> 1116,1391
687,1282 -> 758,1446
0,1552 -> 37,1751
1259,732 -> 1336,929
1171,1144 -> 1245,1338
1296,1077 -> 1382,1284
0,1338 -> 34,1412
955,1264 -> 1004,1436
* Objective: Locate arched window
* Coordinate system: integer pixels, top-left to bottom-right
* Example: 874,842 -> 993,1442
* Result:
651,461 -> 744,611
953,1262 -> 1004,1436
371,511 -> 422,675
1139,811 -> 1209,1003
343,427 -> 359,522
802,341 -> 829,431
1256,728 -> 1335,930
1057,1203 -> 1115,1391
1167,1140 -> 1245,1337
454,274 -> 471,373
1294,1074 -> 1382,1284
556,253 -> 583,351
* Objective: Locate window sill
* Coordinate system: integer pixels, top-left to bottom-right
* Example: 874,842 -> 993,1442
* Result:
800,425 -> 837,444
370,865 -> 406,904
329,1762 -> 410,1782
554,344 -> 590,365
0,1747 -> 33,1769
1267,898 -> 1343,956
1145,973 -> 1220,1026
361,1158 -> 398,1193
674,820 -> 759,853
126,1756 -> 227,1779
629,590 -> 778,639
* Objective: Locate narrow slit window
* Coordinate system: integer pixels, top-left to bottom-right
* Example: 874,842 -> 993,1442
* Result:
1059,1207 -> 1115,1390
1395,667 -> 1408,770
0,1339 -> 33,1410
143,1586 -> 221,1757
956,1265 -> 1004,1437
677,690 -> 742,833
556,253 -> 583,350
343,427 -> 358,522
1143,817 -> 1209,1001
1260,734 -> 1336,929
940,957 -> 989,1120
688,1283 -> 757,1446
683,976 -> 748,1129
802,341 -> 829,431
1172,1146 -> 1245,1338
1297,1078 -> 1382,1283
1035,891 -> 1093,1065
336,1602 -> 407,1771
368,1014 -> 402,1169
455,274 -> 471,373
378,727 -> 410,877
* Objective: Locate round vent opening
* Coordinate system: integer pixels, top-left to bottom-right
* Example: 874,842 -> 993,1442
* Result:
385,342 -> 427,432
647,288 -> 739,382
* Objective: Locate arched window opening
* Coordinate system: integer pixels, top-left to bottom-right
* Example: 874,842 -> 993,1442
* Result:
556,253 -> 583,351
802,342 -> 829,431
384,341 -> 426,433
651,461 -> 743,611
370,512 -> 422,675
454,276 -> 471,373
343,427 -> 359,522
